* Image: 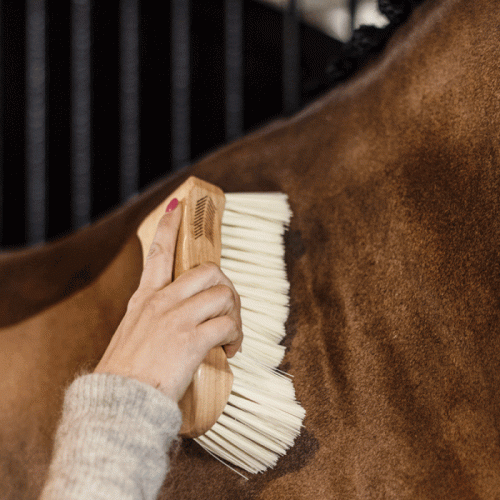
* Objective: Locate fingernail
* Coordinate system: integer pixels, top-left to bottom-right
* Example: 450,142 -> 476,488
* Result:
166,198 -> 178,213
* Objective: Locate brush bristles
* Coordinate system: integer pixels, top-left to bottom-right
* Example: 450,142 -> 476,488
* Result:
194,192 -> 305,475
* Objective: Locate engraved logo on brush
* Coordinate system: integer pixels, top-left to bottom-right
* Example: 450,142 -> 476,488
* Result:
193,195 -> 216,245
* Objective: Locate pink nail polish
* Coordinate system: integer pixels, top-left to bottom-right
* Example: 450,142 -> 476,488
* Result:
166,198 -> 179,213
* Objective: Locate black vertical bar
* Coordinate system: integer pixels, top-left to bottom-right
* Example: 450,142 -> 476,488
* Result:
71,0 -> 91,230
171,0 -> 190,171
120,0 -> 139,202
26,0 -> 46,245
0,1 -> 3,246
283,0 -> 300,116
349,0 -> 357,33
225,0 -> 243,142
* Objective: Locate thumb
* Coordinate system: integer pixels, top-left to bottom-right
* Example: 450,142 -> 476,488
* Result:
139,199 -> 182,291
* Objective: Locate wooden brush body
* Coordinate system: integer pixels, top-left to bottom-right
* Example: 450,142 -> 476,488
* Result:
138,176 -> 233,438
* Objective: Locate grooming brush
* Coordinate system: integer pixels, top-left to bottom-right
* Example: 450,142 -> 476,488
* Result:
137,176 -> 305,475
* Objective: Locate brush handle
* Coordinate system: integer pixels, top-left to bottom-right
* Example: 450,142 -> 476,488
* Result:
171,177 -> 234,438
137,177 -> 234,437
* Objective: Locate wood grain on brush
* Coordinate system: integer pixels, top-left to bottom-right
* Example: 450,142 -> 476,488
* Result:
138,176 -> 233,438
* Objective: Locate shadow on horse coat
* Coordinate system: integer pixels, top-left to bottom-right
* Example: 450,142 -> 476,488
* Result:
2,0 -> 500,498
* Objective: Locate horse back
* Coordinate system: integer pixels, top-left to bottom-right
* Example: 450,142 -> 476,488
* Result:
3,0 -> 500,498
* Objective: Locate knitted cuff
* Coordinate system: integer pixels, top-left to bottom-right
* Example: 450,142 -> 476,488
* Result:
41,373 -> 182,500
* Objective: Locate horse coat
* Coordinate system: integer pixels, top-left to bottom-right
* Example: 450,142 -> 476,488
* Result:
2,0 -> 500,498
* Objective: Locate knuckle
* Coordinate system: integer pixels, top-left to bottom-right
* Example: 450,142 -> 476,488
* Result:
215,284 -> 236,307
220,315 -> 237,334
221,284 -> 236,303
146,241 -> 163,260
127,290 -> 147,310
200,261 -> 221,279
140,294 -> 163,316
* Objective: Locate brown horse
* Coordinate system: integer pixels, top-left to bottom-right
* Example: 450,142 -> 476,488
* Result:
2,0 -> 500,498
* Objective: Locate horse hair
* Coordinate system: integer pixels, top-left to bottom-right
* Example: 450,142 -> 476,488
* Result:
305,0 -> 427,95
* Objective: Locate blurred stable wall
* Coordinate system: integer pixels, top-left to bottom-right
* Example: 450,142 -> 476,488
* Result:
0,0 -> 343,249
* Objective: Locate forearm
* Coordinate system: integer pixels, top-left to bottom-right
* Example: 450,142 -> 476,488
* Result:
40,373 -> 182,500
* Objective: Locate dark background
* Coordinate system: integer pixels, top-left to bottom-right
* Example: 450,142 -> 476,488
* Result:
0,0 -> 344,249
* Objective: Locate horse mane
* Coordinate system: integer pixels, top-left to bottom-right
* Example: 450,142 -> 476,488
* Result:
306,0 -> 428,95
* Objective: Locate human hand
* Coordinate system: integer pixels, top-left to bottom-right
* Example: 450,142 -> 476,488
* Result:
94,199 -> 243,402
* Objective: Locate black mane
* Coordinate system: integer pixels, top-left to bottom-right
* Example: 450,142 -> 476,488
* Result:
305,0 -> 428,95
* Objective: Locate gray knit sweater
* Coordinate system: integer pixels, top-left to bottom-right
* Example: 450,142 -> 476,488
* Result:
40,373 -> 182,500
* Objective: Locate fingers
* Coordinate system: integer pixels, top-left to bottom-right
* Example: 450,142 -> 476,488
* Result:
173,281 -> 243,357
135,262 -> 243,360
185,283 -> 239,326
139,200 -> 182,291
137,204 -> 243,360
163,261 -> 239,307
197,316 -> 242,358
169,271 -> 243,358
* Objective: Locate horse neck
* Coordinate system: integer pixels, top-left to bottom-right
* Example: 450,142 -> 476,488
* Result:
204,0 -> 500,197
307,0 -> 500,184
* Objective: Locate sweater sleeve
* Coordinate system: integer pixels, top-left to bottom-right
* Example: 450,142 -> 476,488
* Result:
40,373 -> 183,500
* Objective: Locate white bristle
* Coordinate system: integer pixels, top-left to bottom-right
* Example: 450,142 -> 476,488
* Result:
240,338 -> 285,368
223,269 -> 290,295
221,248 -> 285,270
221,225 -> 283,244
222,403 -> 296,446
225,194 -> 292,223
194,191 -> 305,475
221,236 -> 285,257
233,283 -> 289,306
240,297 -> 288,322
216,414 -> 285,454
241,309 -> 287,343
220,258 -> 287,280
222,211 -> 286,234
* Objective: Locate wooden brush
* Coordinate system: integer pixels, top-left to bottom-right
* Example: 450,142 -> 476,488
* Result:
137,176 -> 305,475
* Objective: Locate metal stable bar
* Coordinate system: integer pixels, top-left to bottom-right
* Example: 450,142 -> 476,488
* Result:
171,0 -> 191,171
71,0 -> 92,230
225,0 -> 243,142
283,0 -> 301,116
349,0 -> 357,33
26,0 -> 46,245
119,0 -> 140,202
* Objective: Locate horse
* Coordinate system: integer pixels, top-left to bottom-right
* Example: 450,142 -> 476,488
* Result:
2,0 -> 500,498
